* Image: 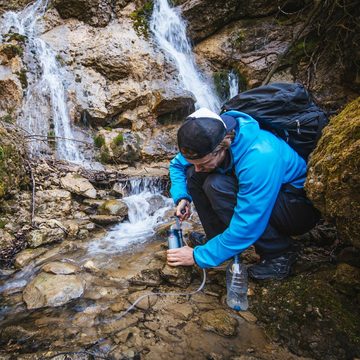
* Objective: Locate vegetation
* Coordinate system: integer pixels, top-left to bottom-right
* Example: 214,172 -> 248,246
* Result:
0,114 -> 14,124
130,1 -> 154,38
17,69 -> 28,89
4,32 -> 27,43
93,134 -> 105,148
2,43 -> 24,59
113,133 -> 124,146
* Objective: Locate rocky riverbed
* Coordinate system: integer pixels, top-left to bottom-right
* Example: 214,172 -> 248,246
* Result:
0,159 -> 359,360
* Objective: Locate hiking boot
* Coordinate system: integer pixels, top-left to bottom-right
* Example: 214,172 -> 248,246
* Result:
248,251 -> 297,280
188,231 -> 207,247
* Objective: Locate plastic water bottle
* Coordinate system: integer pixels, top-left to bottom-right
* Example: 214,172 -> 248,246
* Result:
226,255 -> 248,311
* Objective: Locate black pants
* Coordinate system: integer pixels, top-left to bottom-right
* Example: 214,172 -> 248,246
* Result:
186,167 -> 320,259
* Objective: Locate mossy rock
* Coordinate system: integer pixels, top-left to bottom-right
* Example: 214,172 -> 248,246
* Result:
252,267 -> 360,359
305,97 -> 360,248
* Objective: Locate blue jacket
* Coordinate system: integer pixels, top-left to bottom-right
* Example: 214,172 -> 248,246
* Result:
169,111 -> 307,268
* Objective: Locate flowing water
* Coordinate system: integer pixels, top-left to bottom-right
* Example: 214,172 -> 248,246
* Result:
0,0 -> 84,163
88,178 -> 173,254
150,0 -> 221,112
228,70 -> 239,99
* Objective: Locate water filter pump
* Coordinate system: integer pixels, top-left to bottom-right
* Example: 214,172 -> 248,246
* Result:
167,217 -> 184,249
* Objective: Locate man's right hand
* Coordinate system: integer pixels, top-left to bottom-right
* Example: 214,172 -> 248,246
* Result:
176,199 -> 191,221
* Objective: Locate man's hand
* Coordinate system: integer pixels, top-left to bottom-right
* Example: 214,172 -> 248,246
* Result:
167,246 -> 194,266
176,199 -> 191,221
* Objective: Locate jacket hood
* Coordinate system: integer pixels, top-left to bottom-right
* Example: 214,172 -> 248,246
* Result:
225,110 -> 260,160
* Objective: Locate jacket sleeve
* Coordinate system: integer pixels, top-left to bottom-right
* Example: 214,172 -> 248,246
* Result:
169,153 -> 192,205
193,148 -> 284,268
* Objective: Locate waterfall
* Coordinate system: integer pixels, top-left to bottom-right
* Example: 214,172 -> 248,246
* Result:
88,178 -> 173,254
150,0 -> 220,112
0,0 -> 84,163
228,70 -> 239,99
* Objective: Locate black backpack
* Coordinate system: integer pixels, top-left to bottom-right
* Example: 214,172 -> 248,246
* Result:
221,82 -> 328,161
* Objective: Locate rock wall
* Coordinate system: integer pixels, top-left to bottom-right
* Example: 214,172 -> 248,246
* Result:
306,98 -> 360,248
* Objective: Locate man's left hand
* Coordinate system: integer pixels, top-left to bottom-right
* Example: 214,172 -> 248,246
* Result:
167,246 -> 194,266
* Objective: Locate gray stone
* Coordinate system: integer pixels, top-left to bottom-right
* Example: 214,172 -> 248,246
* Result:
28,227 -> 66,248
60,173 -> 97,199
14,247 -> 48,268
23,272 -> 84,309
160,264 -> 192,288
42,261 -> 80,275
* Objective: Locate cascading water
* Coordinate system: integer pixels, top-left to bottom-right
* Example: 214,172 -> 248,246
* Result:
0,0 -> 83,162
228,70 -> 239,99
150,0 -> 220,112
88,178 -> 173,254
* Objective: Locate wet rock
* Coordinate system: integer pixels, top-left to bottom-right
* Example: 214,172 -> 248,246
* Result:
110,298 -> 129,312
14,247 -> 47,268
145,194 -> 166,216
130,269 -> 162,287
27,227 -> 66,248
89,214 -> 122,225
306,98 -> 360,248
84,286 -> 123,301
238,311 -> 257,323
42,261 -> 80,275
99,199 -> 128,217
200,309 -> 238,337
128,290 -> 158,311
164,303 -> 194,321
23,272 -> 84,309
160,264 -> 192,288
60,173 -> 97,199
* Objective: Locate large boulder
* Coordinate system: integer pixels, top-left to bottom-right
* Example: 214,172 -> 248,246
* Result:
305,98 -> 360,248
23,272 -> 84,309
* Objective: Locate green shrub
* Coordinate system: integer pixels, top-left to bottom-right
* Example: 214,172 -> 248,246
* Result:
94,134 -> 105,148
113,133 -> 124,146
130,1 -> 154,38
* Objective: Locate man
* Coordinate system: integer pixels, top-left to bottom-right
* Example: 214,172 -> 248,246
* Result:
167,107 -> 320,280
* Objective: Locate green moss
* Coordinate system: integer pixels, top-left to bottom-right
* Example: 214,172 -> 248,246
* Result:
113,133 -> 124,146
55,54 -> 66,66
17,69 -> 28,89
230,30 -> 246,49
93,134 -> 105,148
0,146 -> 4,161
0,114 -> 14,124
213,71 -> 230,101
130,1 -> 154,38
252,268 -> 360,357
0,219 -> 7,229
4,32 -> 27,43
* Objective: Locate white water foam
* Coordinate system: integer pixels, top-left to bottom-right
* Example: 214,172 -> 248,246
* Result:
88,179 -> 173,254
150,0 -> 221,112
228,70 -> 239,99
